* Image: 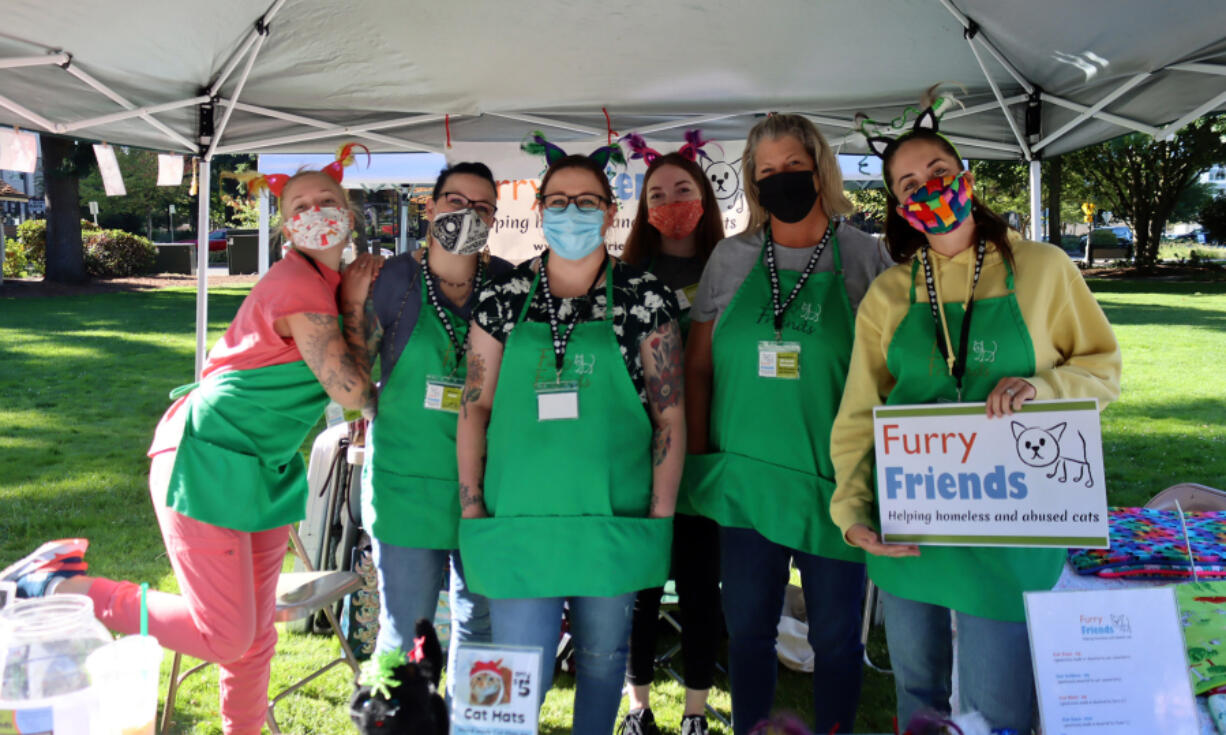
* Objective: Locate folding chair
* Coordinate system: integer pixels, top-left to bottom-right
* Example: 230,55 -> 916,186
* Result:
653,580 -> 731,729
160,526 -> 363,734
1144,482 -> 1226,512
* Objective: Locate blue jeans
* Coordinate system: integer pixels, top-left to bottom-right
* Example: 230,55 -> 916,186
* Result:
720,526 -> 865,735
880,590 -> 1036,733
371,540 -> 491,698
489,593 -> 635,734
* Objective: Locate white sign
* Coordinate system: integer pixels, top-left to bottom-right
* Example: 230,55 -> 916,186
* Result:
447,140 -> 750,264
1025,587 -> 1198,734
92,144 -> 126,196
88,201 -> 99,215
0,128 -> 38,173
873,399 -> 1108,547
157,153 -> 185,186
451,643 -> 541,735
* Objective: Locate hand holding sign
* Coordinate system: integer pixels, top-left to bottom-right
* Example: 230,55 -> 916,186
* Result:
846,523 -> 920,557
985,376 -> 1037,418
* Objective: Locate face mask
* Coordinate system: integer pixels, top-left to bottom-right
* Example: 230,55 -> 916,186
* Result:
648,200 -> 704,240
756,170 -> 819,223
542,205 -> 606,260
282,206 -> 352,251
896,171 -> 974,235
431,208 -> 489,255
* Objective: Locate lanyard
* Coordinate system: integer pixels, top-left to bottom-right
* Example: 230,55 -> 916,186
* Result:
421,247 -> 484,375
918,239 -> 986,401
763,222 -> 832,339
538,251 -> 610,379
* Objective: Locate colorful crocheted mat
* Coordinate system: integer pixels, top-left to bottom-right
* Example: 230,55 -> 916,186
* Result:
1068,506 -> 1226,579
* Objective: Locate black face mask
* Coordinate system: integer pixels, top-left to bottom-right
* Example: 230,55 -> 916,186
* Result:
756,170 -> 819,223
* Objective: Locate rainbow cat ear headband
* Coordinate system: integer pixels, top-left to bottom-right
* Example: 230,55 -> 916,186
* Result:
224,141 -> 370,197
621,129 -> 719,166
520,130 -> 626,170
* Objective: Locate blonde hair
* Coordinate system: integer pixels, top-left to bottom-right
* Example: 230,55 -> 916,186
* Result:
741,114 -> 853,233
278,169 -> 349,219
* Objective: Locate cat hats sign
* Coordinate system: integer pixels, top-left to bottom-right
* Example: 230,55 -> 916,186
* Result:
871,398 -> 1109,549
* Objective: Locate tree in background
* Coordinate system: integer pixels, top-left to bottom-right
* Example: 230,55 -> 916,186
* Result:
41,135 -> 92,284
1065,116 -> 1226,272
1200,193 -> 1226,244
79,148 -> 194,239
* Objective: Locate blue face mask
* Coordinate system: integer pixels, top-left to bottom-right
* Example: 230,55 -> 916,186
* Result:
542,205 -> 606,260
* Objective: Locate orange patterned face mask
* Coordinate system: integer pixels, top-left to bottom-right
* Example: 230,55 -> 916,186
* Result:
647,200 -> 704,240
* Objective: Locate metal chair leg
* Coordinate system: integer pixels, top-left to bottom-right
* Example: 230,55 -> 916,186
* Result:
160,651 -> 212,734
861,580 -> 891,674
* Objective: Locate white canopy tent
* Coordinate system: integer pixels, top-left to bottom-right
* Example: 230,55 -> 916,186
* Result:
2,0 -> 1225,374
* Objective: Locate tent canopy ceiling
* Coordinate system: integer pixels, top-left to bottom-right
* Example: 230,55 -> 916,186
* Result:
1,0 -> 1225,161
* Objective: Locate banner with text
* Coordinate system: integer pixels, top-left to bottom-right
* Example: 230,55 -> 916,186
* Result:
873,399 -> 1108,547
451,643 -> 541,735
446,140 -> 750,264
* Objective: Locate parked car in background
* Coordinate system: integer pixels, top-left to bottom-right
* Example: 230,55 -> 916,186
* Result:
176,229 -> 228,252
1171,228 -> 1207,244
1076,226 -> 1133,258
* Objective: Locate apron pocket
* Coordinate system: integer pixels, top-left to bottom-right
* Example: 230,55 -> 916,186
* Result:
459,515 -> 672,599
361,465 -> 461,549
168,434 -> 305,533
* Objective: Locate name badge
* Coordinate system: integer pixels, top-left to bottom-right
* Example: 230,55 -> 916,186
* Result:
758,340 -> 801,379
676,283 -> 699,312
535,381 -> 579,421
424,375 -> 464,413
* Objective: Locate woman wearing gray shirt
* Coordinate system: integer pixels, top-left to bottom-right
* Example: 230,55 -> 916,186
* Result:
682,114 -> 891,734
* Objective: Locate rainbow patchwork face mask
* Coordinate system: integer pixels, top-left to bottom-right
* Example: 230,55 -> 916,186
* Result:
896,171 -> 973,235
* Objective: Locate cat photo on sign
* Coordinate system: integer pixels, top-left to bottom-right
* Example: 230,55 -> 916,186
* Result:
467,659 -> 511,706
1011,420 -> 1094,487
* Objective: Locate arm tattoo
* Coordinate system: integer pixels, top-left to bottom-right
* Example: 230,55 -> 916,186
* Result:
652,423 -> 672,467
459,481 -> 485,510
646,320 -> 683,412
461,351 -> 487,419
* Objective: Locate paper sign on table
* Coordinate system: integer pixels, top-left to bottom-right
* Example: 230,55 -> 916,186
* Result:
1025,587 -> 1198,734
92,144 -> 126,196
157,154 -> 184,186
873,399 -> 1108,547
451,643 -> 540,735
0,128 -> 37,173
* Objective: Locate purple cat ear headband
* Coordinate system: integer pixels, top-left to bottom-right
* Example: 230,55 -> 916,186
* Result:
520,130 -> 625,170
621,129 -> 719,166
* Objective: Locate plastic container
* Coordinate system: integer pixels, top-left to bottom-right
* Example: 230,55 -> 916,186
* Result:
0,594 -> 111,733
86,635 -> 162,735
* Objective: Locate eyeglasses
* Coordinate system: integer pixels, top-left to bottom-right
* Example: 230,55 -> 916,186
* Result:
538,193 -> 611,213
439,191 -> 497,219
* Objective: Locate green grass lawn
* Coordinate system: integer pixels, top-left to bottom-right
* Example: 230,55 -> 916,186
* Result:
2,277 -> 1225,733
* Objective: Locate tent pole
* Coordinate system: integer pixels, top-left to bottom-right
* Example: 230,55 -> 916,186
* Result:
60,96 -> 209,134
64,67 -> 198,151
212,113 -> 446,154
1158,86 -> 1226,140
0,92 -> 56,130
398,187 -> 409,255
941,94 -> 1028,120
936,0 -> 1034,93
1029,159 -> 1042,242
1040,94 -> 1160,137
0,54 -> 70,69
488,113 -> 603,137
966,37 -> 1032,159
258,188 -> 270,275
206,30 -> 269,159
1032,74 -> 1150,153
207,0 -> 289,97
195,157 -> 211,380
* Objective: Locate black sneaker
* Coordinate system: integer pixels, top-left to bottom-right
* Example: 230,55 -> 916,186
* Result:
617,707 -> 661,735
680,714 -> 709,735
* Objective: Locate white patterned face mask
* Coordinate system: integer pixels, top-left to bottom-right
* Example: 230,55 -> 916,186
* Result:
282,206 -> 352,251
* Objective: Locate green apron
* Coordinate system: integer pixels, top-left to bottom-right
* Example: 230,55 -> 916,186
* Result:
361,269 -> 469,549
684,233 -> 862,562
459,261 -> 673,599
868,255 -> 1064,622
166,360 -> 330,532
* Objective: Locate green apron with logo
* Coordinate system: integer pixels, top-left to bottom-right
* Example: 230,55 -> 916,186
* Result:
868,256 -> 1064,622
460,261 -> 673,599
684,234 -> 862,562
362,270 -> 469,549
166,360 -> 330,532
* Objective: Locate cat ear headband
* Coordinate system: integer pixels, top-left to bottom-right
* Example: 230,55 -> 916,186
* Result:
621,129 -> 720,166
224,141 -> 371,197
857,83 -> 965,162
521,130 -> 626,170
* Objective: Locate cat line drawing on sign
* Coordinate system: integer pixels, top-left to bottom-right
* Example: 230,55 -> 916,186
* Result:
1011,420 -> 1094,487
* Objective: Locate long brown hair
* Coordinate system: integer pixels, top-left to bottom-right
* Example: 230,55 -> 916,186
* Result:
622,153 -> 725,268
881,129 -> 1014,265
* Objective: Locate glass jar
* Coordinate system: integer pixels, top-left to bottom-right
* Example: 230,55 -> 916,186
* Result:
0,594 -> 111,730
